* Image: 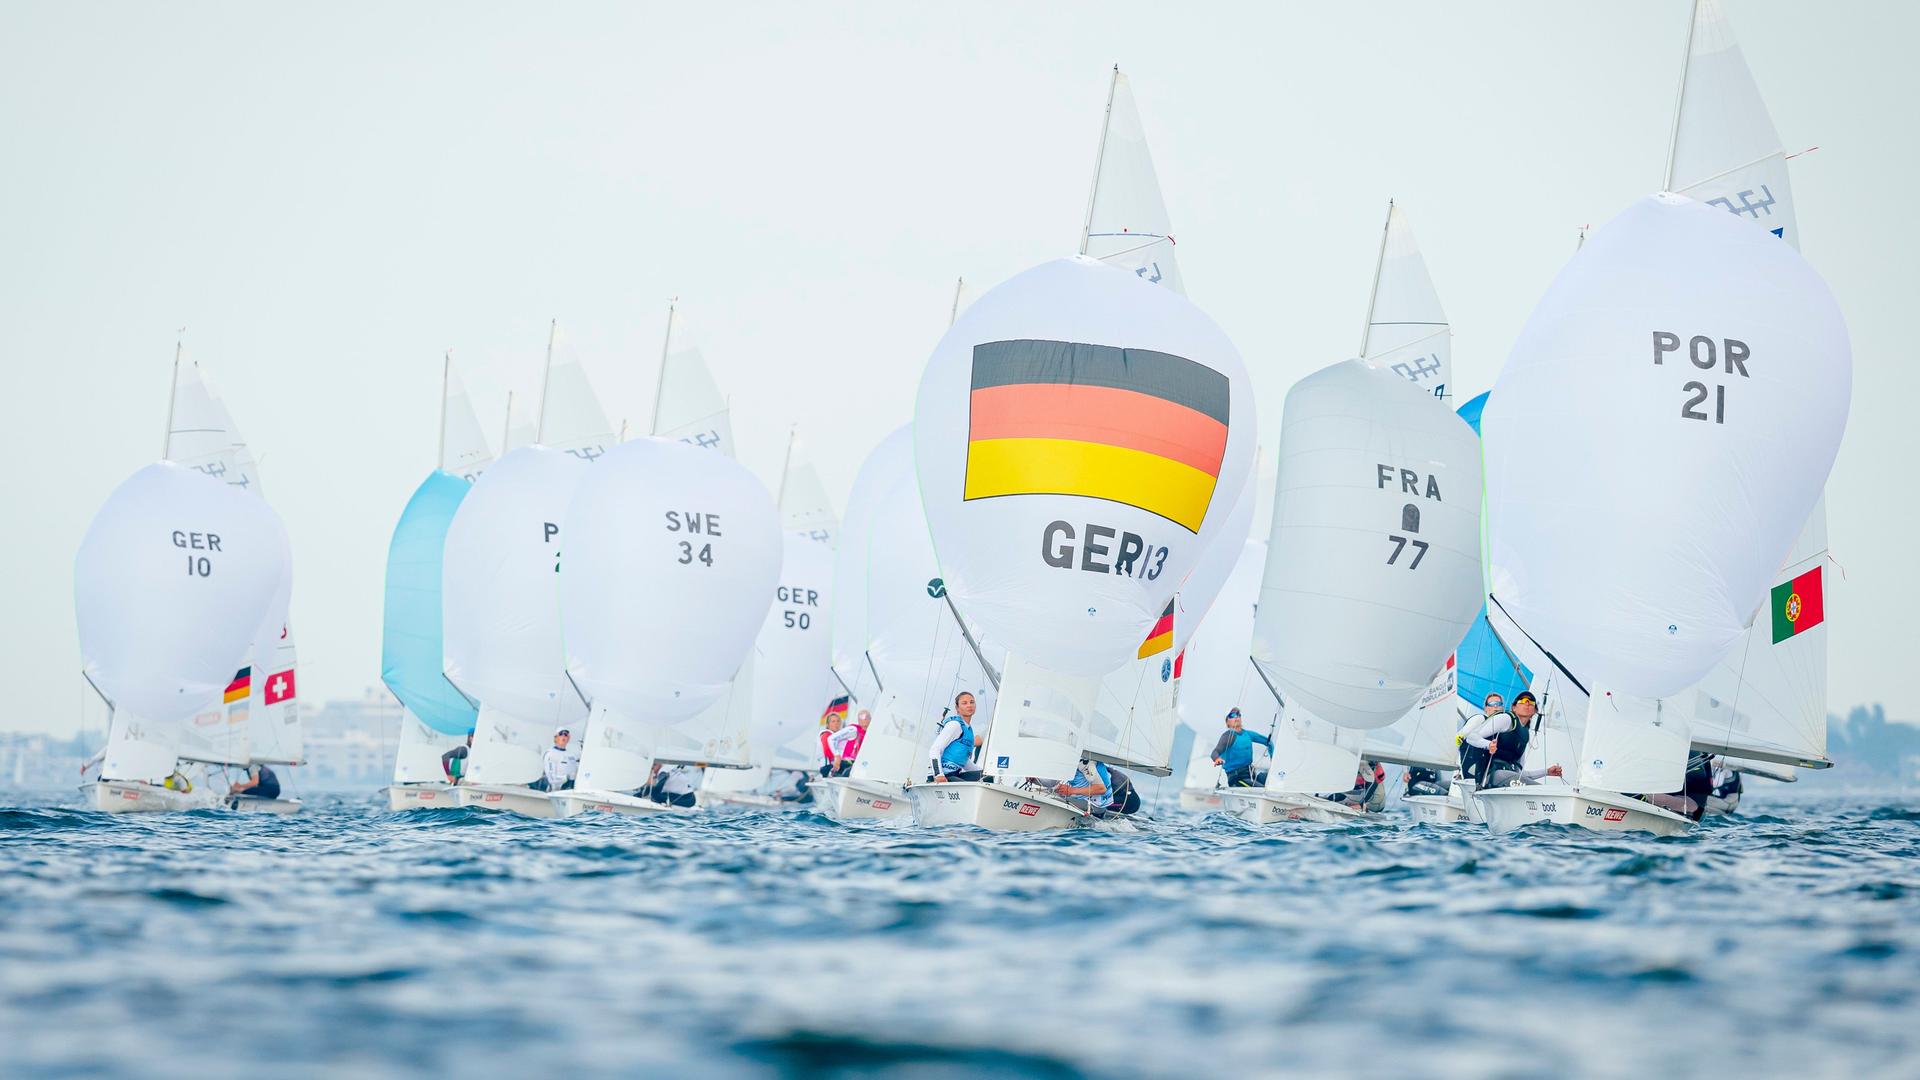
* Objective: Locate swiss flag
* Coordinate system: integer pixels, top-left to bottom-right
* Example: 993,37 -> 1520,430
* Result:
263,669 -> 296,705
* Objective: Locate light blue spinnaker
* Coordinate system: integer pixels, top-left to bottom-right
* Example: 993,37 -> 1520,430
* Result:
1454,391 -> 1530,710
381,470 -> 478,735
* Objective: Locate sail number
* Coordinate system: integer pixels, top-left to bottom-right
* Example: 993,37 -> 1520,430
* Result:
777,585 -> 820,630
666,510 -> 722,568
1654,332 -> 1749,425
1042,520 -> 1168,580
1385,535 -> 1429,568
173,530 -> 220,577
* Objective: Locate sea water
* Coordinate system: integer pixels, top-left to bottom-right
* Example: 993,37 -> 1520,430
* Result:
1,790 -> 1915,1078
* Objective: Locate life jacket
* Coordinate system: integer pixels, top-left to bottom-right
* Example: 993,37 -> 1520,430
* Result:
939,718 -> 974,770
1103,765 -> 1134,808
819,729 -> 837,763
1491,720 -> 1530,768
841,725 -> 866,761
1221,729 -> 1261,770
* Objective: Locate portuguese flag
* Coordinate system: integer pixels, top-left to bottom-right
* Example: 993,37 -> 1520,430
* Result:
1137,598 -> 1176,659
1770,566 -> 1824,644
964,339 -> 1230,533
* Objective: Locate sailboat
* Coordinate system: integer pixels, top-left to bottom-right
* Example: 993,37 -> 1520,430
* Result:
1661,0 -> 1833,804
1171,538 -> 1265,811
76,376 -> 291,814
1474,193 -> 1849,836
701,430 -> 842,811
909,255 -> 1256,831
380,355 -> 494,810
443,322 -> 609,817
552,436 -> 781,816
1221,361 -> 1482,825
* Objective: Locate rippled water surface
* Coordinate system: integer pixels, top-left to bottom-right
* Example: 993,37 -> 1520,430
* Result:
3,790 -> 1917,1078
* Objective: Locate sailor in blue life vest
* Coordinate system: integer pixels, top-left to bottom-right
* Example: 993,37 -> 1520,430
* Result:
227,762 -> 280,805
927,691 -> 982,783
1209,708 -> 1271,787
1468,692 -> 1566,789
1055,758 -> 1143,816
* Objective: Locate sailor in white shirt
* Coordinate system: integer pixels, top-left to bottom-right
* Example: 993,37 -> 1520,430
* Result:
539,728 -> 579,791
646,763 -> 702,807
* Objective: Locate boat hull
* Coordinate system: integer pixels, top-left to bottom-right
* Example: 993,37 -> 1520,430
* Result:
697,790 -> 796,812
907,780 -> 1092,832
82,780 -> 211,814
550,789 -> 693,818
1473,784 -> 1694,836
456,783 -> 563,819
1404,794 -> 1468,824
1218,789 -> 1371,825
1178,786 -> 1224,813
227,795 -> 301,815
383,783 -> 461,811
813,777 -> 911,822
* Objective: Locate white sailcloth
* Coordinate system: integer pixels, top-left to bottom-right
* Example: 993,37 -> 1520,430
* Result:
1666,0 -> 1797,248
1080,67 -> 1184,296
747,529 -> 839,773
441,356 -> 495,481
1578,689 -> 1693,794
1359,203 -> 1452,402
778,432 -> 838,544
165,357 -> 263,494
1262,702 -> 1364,794
912,256 -> 1256,677
243,573 -> 302,765
1176,539 -> 1265,738
1360,659 -> 1461,770
441,446 -> 590,784
538,324 -> 618,462
76,463 -> 289,737
652,303 -> 734,456
1482,193 -> 1849,700
830,425 -> 915,702
392,709 -> 464,784
1254,360 -> 1482,730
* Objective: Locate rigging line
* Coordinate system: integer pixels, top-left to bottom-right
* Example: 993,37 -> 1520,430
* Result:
1488,594 -> 1588,697
1672,151 -> 1793,196
1088,237 -> 1172,261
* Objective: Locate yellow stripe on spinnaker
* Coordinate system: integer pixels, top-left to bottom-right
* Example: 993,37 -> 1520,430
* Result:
963,437 -> 1219,532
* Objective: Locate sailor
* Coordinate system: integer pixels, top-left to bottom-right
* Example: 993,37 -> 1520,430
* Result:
1327,760 -> 1387,809
1209,708 -> 1272,787
1053,758 -> 1110,810
227,762 -> 279,804
164,768 -> 194,793
441,732 -> 473,785
1643,753 -> 1715,821
825,709 -> 869,777
645,763 -> 702,808
1708,758 -> 1743,814
818,712 -> 846,777
1482,762 -> 1563,788
769,768 -> 813,804
927,691 -> 981,783
1404,766 -> 1448,798
534,729 -> 576,792
1456,692 -> 1506,780
79,747 -> 106,778
1460,691 -> 1537,787
1101,764 -> 1143,816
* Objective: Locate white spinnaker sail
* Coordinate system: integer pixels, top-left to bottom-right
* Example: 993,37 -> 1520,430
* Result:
831,425 -> 915,702
1688,502 -> 1829,767
857,475 -> 1001,785
442,446 -> 590,784
652,303 -> 735,456
1262,701 -> 1364,794
537,322 -> 618,463
748,530 -> 839,772
561,436 -> 780,722
777,430 -> 837,544
441,354 -> 495,481
1080,67 -> 1184,296
1359,203 -> 1452,402
1360,659 -> 1461,770
913,257 -> 1256,676
1254,360 -> 1482,730
1482,194 -> 1848,701
77,464 -> 289,776
1666,0 -> 1797,248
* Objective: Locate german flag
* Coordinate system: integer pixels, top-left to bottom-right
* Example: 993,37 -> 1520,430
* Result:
964,340 -> 1230,532
1137,599 -> 1175,659
1770,566 -> 1824,643
822,695 -> 850,723
223,667 -> 252,705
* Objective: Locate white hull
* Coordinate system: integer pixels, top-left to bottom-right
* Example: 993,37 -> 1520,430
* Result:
383,783 -> 461,811
550,789 -> 694,818
1178,785 -> 1225,813
813,777 -> 911,822
907,780 -> 1093,832
455,783 -> 563,819
697,790 -> 796,811
227,795 -> 301,815
1474,784 -> 1694,837
1219,789 -> 1371,825
83,780 -> 213,814
1404,794 -> 1468,824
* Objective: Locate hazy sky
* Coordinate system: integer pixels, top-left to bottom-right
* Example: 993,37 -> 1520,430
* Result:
4,1 -> 1914,736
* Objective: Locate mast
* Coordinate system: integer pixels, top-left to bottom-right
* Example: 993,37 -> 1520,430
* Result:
776,426 -> 796,508
651,300 -> 676,436
948,276 -> 965,327
534,319 -> 557,445
1662,0 -> 1702,191
502,390 -> 515,454
1358,199 -> 1393,358
437,350 -> 451,470
1077,65 -> 1121,257
163,337 -> 183,459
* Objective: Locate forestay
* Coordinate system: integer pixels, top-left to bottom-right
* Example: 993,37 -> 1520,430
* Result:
1359,203 -> 1451,402
1080,67 -> 1184,295
1254,360 -> 1481,730
1482,193 -> 1849,699
913,256 -> 1256,677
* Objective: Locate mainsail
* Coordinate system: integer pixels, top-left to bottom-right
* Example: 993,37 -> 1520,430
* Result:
440,353 -> 495,482
652,302 -> 735,456
1358,202 -> 1451,402
537,321 -> 618,463
1080,66 -> 1184,295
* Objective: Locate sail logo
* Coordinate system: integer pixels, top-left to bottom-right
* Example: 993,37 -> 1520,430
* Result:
1391,353 -> 1444,386
1653,331 -> 1751,425
963,339 -> 1230,533
1706,185 -> 1778,220
564,444 -> 607,464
